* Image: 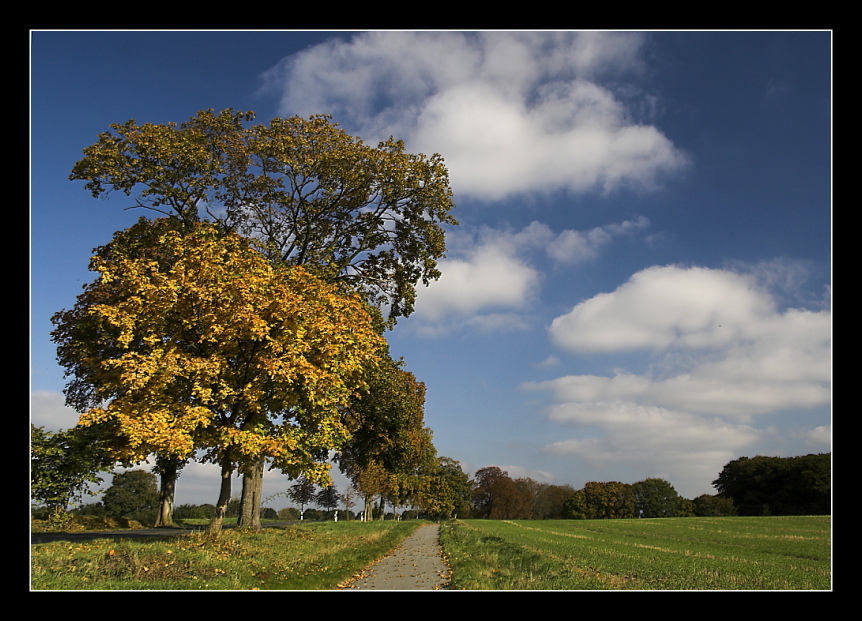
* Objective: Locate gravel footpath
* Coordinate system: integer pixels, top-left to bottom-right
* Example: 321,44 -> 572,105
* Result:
341,523 -> 450,590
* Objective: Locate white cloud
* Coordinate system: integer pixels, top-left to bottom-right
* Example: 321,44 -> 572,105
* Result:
525,263 -> 831,496
543,265 -> 831,419
416,244 -> 540,323
494,464 -> 555,483
262,31 -> 688,200
546,216 -> 650,264
806,425 -> 832,447
551,265 -> 784,352
411,218 -> 650,333
30,390 -> 81,431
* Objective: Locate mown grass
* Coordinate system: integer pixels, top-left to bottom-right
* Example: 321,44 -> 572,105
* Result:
438,517 -> 831,590
31,521 -> 424,590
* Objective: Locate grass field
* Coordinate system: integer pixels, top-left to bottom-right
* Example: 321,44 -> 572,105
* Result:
30,516 -> 831,590
439,517 -> 831,590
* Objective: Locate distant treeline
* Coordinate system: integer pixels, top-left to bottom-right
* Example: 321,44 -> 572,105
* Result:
60,452 -> 830,524
469,454 -> 830,520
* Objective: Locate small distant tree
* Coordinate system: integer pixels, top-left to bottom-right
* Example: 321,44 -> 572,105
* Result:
173,504 -> 216,520
288,476 -> 318,520
533,484 -> 575,520
341,484 -> 360,520
692,494 -> 737,517
316,485 -> 341,518
278,507 -> 301,520
562,489 -> 589,519
303,508 -> 323,521
102,469 -> 159,521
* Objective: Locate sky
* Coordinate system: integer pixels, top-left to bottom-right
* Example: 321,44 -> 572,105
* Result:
30,30 -> 832,509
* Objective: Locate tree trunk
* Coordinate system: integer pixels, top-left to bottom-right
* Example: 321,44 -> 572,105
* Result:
154,458 -> 178,527
237,458 -> 264,530
209,458 -> 233,533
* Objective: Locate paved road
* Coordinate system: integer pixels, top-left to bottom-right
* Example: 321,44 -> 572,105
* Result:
342,524 -> 450,590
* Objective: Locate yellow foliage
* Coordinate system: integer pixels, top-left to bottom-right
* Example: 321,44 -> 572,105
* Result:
59,219 -> 383,471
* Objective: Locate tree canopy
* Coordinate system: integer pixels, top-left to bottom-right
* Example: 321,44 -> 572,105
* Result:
335,355 -> 435,519
631,478 -> 691,518
51,218 -> 384,529
563,481 -> 637,520
712,453 -> 831,516
70,109 -> 457,326
101,469 -> 159,519
31,424 -> 115,520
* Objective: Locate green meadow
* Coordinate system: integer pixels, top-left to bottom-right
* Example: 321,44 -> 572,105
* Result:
440,517 -> 831,590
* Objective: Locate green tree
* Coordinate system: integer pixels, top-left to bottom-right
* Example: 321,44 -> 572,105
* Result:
563,482 -> 636,519
631,478 -> 687,518
692,494 -> 737,517
562,489 -> 589,519
416,456 -> 473,520
101,469 -> 159,520
336,356 -> 435,520
278,507 -> 301,520
173,503 -> 216,520
31,424 -> 114,522
712,453 -> 831,516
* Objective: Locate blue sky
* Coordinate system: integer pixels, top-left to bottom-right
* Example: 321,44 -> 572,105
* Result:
30,30 -> 831,507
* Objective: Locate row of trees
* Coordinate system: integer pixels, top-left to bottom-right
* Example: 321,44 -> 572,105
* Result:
465,453 -> 831,521
471,466 -> 575,520
36,109 -> 459,530
469,468 -> 696,521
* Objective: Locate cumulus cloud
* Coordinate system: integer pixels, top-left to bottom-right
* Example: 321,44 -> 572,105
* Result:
30,390 -> 81,431
416,242 -> 540,323
261,31 -> 689,200
411,217 -> 651,333
525,263 -> 831,496
550,264 -> 810,353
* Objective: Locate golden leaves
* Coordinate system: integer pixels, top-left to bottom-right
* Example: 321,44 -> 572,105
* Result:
62,219 -> 384,468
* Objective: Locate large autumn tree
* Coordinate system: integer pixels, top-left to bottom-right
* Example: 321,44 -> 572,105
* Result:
51,219 -> 383,532
70,108 -> 457,327
69,109 -> 457,525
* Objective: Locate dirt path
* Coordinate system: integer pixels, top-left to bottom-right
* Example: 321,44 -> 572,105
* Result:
341,523 -> 450,590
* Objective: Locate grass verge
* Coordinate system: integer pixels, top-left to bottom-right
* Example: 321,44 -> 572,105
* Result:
31,521 -> 424,590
